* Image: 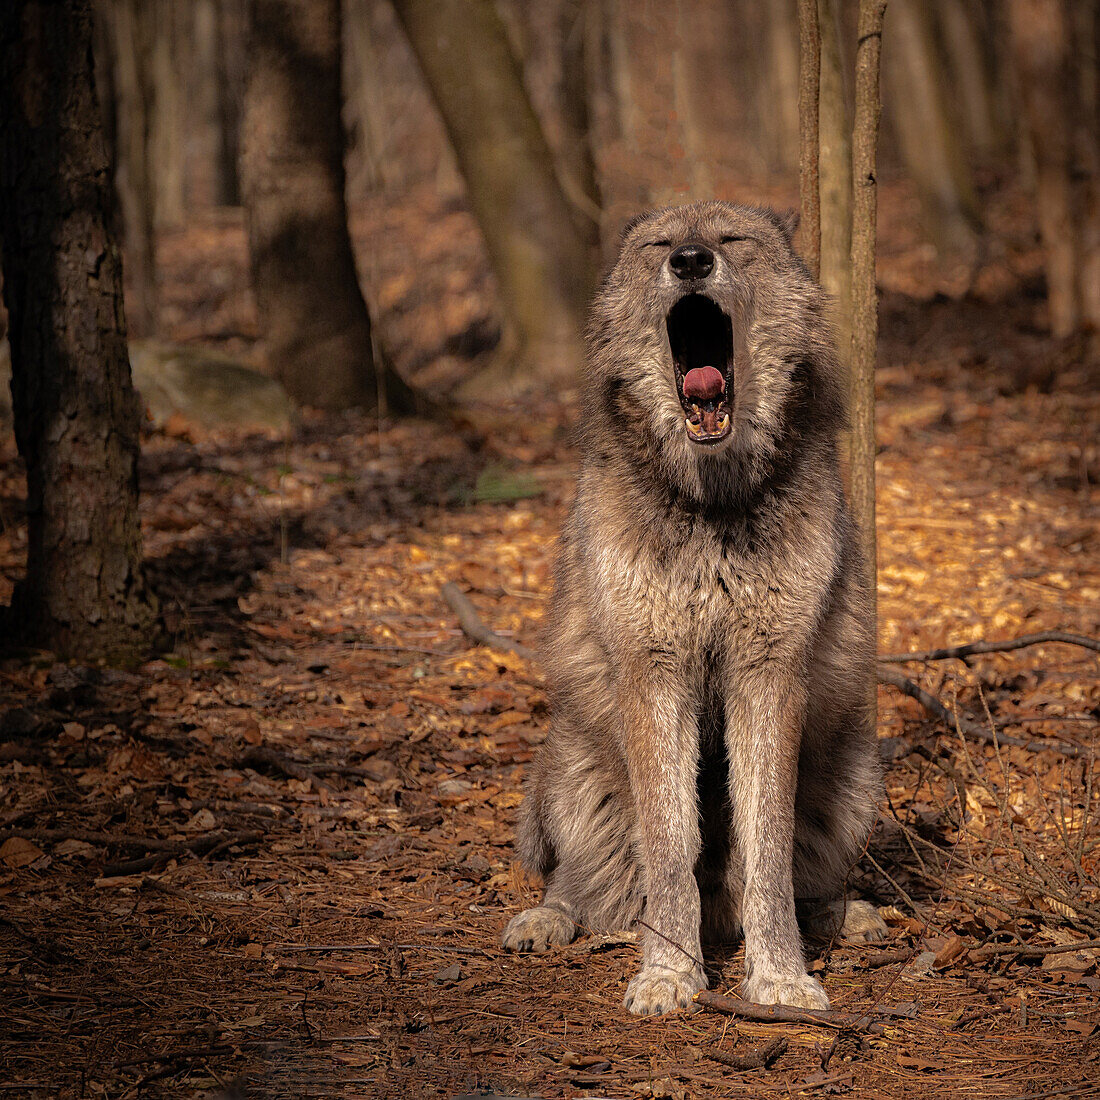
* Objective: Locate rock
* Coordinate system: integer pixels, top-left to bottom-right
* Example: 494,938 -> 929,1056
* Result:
0,339 -> 292,434
129,341 -> 293,432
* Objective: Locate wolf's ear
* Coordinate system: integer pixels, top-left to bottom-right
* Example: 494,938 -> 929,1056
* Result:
618,212 -> 649,242
776,207 -> 800,242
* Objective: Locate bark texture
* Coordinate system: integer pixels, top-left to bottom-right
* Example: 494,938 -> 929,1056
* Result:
392,0 -> 594,388
817,0 -> 853,361
0,0 -> 158,661
849,0 -> 887,614
242,0 -> 412,410
797,0 -> 822,280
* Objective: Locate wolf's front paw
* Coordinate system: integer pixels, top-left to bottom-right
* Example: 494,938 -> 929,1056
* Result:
624,965 -> 706,1016
742,970 -> 829,1010
501,906 -> 576,953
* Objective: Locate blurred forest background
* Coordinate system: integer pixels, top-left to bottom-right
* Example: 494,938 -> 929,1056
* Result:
1,1 -> 1099,1097
4,0 -> 1097,414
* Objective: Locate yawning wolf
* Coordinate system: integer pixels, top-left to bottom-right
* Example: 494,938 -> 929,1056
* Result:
502,201 -> 886,1015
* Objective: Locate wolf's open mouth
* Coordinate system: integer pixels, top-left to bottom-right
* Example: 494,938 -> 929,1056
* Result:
666,294 -> 734,445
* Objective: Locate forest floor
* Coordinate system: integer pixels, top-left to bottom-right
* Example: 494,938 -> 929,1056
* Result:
1,180 -> 1099,1098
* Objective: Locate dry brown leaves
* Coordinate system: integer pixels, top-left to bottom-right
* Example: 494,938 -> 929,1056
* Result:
0,182 -> 1098,1098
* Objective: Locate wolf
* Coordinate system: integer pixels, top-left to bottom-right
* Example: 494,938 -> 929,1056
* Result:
501,200 -> 886,1015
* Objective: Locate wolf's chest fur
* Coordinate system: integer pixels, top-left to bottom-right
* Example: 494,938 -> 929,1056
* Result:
576,471 -> 834,677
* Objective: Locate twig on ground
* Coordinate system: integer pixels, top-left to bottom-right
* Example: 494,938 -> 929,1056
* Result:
876,666 -> 1085,757
441,582 -> 537,661
5,827 -> 182,851
102,830 -> 263,876
704,1035 -> 788,1070
240,745 -> 334,794
863,947 -> 917,969
968,937 -> 1100,960
693,990 -> 884,1033
878,630 -> 1100,663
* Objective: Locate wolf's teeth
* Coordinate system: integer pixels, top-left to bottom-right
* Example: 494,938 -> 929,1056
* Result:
686,419 -> 702,434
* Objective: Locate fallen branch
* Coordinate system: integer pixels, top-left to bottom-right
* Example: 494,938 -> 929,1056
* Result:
4,827 -> 182,851
705,1035 -> 788,1070
240,745 -> 334,795
693,990 -> 884,1034
103,829 -> 263,876
441,582 -> 537,661
863,946 -> 917,969
968,937 -> 1100,961
876,666 -> 1085,757
879,630 -> 1099,663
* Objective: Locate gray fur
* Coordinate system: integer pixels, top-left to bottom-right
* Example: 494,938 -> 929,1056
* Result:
501,201 -> 883,1015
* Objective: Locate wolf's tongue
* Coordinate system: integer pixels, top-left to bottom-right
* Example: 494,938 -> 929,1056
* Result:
682,365 -> 725,401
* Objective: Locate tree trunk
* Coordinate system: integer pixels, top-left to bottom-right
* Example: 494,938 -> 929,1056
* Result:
818,0 -> 853,360
1008,0 -> 1088,337
344,0 -> 395,193
241,0 -> 415,411
0,0 -> 158,662
391,0 -> 595,389
559,0 -> 602,224
937,0 -> 1004,162
884,0 -> 981,256
765,0 -> 801,173
849,0 -> 886,631
188,0 -> 240,207
797,0 -> 822,279
99,0 -> 159,335
150,0 -> 185,228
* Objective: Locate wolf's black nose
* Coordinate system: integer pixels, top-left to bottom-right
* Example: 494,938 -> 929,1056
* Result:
669,243 -> 714,280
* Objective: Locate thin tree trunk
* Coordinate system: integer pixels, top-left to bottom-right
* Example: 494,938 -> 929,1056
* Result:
188,0 -> 239,207
150,0 -> 185,228
391,0 -> 594,389
937,0 -> 1003,161
1008,0 -> 1084,337
885,0 -> 980,255
101,0 -> 159,334
559,0 -> 602,223
1074,0 -> 1100,330
0,0 -> 158,662
798,0 -> 822,279
849,0 -> 886,628
818,0 -> 853,359
344,0 -> 394,193
672,3 -> 714,201
765,0 -> 801,173
242,0 -> 417,411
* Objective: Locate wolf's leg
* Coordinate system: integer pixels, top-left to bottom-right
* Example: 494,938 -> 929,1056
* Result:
619,659 -> 707,1016
725,666 -> 829,1011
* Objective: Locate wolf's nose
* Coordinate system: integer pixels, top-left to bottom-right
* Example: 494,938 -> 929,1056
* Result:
669,243 -> 714,280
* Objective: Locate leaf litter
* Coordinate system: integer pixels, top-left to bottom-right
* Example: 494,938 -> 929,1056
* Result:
0,182 -> 1098,1097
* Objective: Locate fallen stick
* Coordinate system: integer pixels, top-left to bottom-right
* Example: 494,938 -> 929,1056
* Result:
240,745 -> 333,794
878,630 -> 1099,663
968,937 -> 1100,960
704,1035 -> 788,1070
102,829 -> 263,876
5,827 -> 182,851
693,990 -> 884,1034
863,946 -> 917,969
441,582 -> 537,661
875,666 -> 1085,758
